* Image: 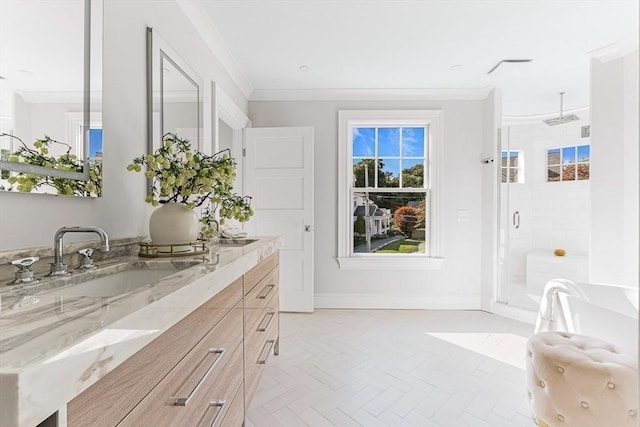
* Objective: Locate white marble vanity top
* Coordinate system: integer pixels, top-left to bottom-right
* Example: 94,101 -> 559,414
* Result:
0,237 -> 281,427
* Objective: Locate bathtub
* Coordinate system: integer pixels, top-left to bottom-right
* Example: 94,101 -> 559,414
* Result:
535,279 -> 638,354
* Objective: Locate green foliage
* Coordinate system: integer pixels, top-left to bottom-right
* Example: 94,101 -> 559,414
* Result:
415,199 -> 426,228
354,215 -> 366,235
375,239 -> 422,253
128,133 -> 253,234
1,134 -> 101,196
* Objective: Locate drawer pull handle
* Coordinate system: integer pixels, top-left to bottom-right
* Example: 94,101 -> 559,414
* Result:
196,399 -> 226,427
257,312 -> 275,332
257,284 -> 275,299
168,347 -> 225,406
258,340 -> 275,365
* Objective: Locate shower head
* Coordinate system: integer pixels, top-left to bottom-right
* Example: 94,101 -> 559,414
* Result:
544,92 -> 580,126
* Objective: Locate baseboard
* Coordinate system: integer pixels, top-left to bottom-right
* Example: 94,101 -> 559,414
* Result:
314,293 -> 482,310
490,301 -> 537,324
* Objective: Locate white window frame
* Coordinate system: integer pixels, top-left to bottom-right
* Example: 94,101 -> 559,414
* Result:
337,110 -> 444,270
501,150 -> 525,183
546,144 -> 590,182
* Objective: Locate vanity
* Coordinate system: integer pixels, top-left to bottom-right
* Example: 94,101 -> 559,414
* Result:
0,237 -> 281,427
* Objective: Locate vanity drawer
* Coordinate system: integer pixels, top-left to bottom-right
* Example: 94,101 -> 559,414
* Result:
245,267 -> 278,311
245,308 -> 279,403
67,278 -> 243,427
118,305 -> 244,426
244,253 -> 278,295
198,277 -> 243,310
219,381 -> 245,427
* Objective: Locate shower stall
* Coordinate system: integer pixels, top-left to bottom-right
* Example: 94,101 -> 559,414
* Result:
497,109 -> 591,315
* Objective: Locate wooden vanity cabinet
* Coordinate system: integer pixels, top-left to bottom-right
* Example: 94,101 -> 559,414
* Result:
244,256 -> 280,405
67,253 -> 280,427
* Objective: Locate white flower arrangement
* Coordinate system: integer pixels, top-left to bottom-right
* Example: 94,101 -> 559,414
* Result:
127,133 -> 253,233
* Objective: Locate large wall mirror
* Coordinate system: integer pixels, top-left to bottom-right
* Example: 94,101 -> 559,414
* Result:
147,27 -> 203,169
0,0 -> 103,197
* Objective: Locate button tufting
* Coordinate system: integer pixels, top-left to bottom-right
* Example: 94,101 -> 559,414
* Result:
557,367 -> 565,373
580,401 -> 589,408
540,380 -> 545,388
630,410 -> 636,417
557,414 -> 565,422
607,382 -> 616,389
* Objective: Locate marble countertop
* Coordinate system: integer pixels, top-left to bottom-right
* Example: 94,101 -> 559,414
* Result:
0,237 -> 281,427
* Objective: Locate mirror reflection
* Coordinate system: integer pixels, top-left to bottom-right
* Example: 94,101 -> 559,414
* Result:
0,0 -> 102,197
148,27 -> 202,160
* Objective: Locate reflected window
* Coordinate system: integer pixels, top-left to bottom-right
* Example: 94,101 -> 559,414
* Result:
501,150 -> 524,183
547,145 -> 590,182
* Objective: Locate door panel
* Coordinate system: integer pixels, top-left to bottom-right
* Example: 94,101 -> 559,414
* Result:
244,127 -> 314,312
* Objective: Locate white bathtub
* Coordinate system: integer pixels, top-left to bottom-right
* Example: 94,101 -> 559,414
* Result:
535,279 -> 638,354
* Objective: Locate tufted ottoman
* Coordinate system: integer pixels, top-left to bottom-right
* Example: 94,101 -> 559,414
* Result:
526,331 -> 638,427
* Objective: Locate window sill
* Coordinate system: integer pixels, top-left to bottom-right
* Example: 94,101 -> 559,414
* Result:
336,256 -> 445,270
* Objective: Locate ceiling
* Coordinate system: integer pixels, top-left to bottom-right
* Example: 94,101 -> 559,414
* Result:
199,0 -> 638,116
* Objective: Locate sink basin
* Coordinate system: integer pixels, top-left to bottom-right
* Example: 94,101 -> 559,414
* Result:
41,268 -> 180,297
211,238 -> 258,247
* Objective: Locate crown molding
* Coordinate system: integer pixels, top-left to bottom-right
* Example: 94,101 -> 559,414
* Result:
176,0 -> 253,99
250,87 -> 493,102
589,31 -> 639,63
16,91 -> 102,104
503,106 -> 590,124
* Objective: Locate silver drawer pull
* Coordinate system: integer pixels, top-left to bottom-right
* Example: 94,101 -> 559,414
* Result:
257,312 -> 275,332
257,340 -> 275,365
196,399 -> 226,427
168,347 -> 225,406
257,284 -> 275,300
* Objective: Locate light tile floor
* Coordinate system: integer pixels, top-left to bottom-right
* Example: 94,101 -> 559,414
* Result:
247,309 -> 537,427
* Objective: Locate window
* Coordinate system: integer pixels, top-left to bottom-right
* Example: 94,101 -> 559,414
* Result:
338,110 -> 443,270
547,145 -> 590,182
501,150 -> 524,183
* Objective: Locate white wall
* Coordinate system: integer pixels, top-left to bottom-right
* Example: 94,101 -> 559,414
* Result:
590,48 -> 639,286
0,0 -> 248,251
250,98 -> 492,308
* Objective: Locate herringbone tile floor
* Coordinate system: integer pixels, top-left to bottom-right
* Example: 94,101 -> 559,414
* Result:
247,309 -> 537,427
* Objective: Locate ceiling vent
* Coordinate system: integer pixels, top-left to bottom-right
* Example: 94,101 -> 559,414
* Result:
487,59 -> 533,74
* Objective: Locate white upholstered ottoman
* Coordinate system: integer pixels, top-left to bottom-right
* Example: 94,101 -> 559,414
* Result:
526,331 -> 638,427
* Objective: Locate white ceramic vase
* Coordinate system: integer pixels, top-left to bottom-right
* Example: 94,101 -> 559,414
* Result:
149,203 -> 199,246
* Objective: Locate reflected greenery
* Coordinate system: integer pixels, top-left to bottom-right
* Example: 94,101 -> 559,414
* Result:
0,134 -> 101,196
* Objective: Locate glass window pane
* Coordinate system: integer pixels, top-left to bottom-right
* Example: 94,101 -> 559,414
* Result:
401,159 -> 424,188
562,164 -> 576,180
562,147 -> 576,165
501,167 -> 508,183
509,168 -> 518,183
509,152 -> 518,167
578,163 -> 590,180
548,165 -> 561,182
402,127 -> 425,157
501,152 -> 508,167
352,191 -> 426,254
547,149 -> 561,165
353,128 -> 374,157
353,158 -> 375,187
378,128 -> 400,156
577,145 -> 590,162
378,159 -> 399,188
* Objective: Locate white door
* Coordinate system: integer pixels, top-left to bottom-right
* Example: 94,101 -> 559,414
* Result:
244,127 -> 314,312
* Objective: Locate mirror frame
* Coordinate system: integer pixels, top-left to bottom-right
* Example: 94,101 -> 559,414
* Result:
0,0 -> 94,182
146,27 -> 203,194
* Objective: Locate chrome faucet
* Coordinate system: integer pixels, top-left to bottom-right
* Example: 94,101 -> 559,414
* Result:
49,226 -> 110,276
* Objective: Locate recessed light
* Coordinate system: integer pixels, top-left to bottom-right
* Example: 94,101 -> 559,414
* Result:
450,65 -> 463,71
298,65 -> 310,72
